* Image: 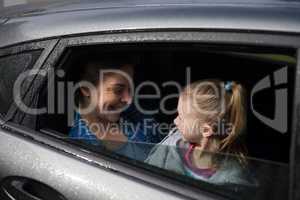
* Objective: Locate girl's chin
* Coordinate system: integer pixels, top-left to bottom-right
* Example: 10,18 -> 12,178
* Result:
181,133 -> 199,143
179,132 -> 190,141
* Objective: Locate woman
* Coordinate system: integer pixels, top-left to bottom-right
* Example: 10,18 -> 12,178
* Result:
69,54 -> 161,161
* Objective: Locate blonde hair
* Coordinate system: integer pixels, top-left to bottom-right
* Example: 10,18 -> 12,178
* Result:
181,80 -> 247,165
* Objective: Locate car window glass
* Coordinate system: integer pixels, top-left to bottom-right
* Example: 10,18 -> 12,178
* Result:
0,51 -> 41,116
33,44 -> 296,200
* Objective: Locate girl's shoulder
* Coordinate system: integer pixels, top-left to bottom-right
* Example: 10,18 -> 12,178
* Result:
145,128 -> 186,174
211,157 -> 258,187
160,128 -> 183,146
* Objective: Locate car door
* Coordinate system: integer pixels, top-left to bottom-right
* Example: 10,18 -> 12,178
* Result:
0,31 -> 299,200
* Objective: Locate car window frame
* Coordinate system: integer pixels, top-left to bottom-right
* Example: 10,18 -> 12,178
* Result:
7,30 -> 300,200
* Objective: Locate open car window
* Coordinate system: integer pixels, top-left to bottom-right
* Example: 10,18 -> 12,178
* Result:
21,43 -> 296,200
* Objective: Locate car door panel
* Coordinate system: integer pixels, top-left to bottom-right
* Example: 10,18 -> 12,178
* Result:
0,128 -> 205,200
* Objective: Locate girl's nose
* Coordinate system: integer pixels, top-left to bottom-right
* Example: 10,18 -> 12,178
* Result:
174,116 -> 179,126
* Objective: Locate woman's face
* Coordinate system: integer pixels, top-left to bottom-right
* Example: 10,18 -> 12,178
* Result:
82,64 -> 134,123
174,96 -> 203,143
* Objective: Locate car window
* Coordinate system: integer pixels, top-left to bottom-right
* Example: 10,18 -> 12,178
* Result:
21,43 -> 296,200
0,51 -> 41,117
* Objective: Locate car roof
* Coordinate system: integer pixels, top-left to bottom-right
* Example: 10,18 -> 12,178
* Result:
0,0 -> 300,48
1,0 -> 300,17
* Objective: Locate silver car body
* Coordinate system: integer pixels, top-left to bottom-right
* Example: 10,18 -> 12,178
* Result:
0,1 -> 299,200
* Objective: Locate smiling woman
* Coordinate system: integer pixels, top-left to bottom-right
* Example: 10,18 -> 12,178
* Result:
67,54 -> 162,161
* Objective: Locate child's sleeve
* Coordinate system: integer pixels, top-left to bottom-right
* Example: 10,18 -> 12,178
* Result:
144,136 -> 171,168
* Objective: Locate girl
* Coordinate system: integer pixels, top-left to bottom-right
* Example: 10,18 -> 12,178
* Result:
146,80 -> 256,187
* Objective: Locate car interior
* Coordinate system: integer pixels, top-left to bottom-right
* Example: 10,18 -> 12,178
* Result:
34,43 -> 296,198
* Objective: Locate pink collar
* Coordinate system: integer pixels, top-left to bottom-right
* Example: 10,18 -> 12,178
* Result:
184,144 -> 216,178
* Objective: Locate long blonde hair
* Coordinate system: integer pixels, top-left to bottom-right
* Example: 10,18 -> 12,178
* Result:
181,80 -> 247,164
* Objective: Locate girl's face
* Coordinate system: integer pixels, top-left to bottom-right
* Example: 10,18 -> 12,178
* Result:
174,96 -> 203,143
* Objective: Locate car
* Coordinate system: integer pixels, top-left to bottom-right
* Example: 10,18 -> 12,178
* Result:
0,0 -> 299,200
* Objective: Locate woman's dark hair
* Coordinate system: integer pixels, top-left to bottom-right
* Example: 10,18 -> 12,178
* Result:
70,53 -> 138,106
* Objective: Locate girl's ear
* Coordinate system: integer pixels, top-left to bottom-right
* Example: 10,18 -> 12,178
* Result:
202,123 -> 214,138
80,87 -> 90,97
